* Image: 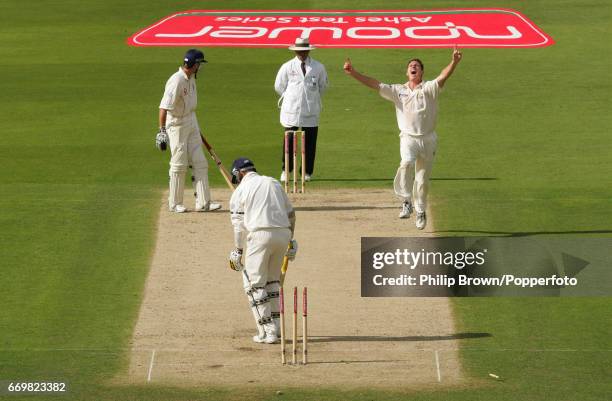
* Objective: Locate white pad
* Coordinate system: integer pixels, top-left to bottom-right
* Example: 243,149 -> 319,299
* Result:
265,281 -> 281,334
250,304 -> 266,338
393,162 -> 415,202
188,132 -> 211,209
168,172 -> 185,209
192,169 -> 211,209
247,287 -> 275,337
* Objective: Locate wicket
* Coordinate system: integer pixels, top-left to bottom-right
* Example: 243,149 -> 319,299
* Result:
280,286 -> 308,365
284,130 -> 306,193
292,286 -> 297,364
302,287 -> 308,364
280,287 -> 286,364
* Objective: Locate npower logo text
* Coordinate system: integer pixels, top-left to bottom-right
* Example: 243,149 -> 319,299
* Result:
128,9 -> 554,48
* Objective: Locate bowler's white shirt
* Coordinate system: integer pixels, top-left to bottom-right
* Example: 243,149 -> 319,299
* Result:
275,56 -> 328,127
160,68 -> 198,127
379,80 -> 441,136
230,172 -> 294,235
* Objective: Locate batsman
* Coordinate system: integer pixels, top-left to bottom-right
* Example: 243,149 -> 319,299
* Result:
228,158 -> 297,344
155,49 -> 222,213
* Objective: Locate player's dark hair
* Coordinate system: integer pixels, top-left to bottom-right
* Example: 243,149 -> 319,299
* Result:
407,58 -> 424,70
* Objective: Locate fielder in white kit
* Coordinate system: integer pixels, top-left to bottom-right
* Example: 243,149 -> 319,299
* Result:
156,49 -> 221,213
228,158 -> 297,344
343,46 -> 462,229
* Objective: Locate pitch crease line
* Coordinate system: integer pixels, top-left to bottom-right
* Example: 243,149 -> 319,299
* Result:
147,349 -> 156,383
435,350 -> 442,382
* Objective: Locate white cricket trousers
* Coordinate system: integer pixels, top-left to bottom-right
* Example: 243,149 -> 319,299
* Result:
242,228 -> 291,290
393,132 -> 437,213
168,118 -> 209,173
241,228 -> 291,337
167,118 -> 210,209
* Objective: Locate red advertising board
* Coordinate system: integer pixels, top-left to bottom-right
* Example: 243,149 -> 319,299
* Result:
128,9 -> 553,48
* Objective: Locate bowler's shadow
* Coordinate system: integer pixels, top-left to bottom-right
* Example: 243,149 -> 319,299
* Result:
308,332 -> 491,344
314,177 -> 497,183
294,205 -> 396,212
302,332 -> 492,365
435,229 -> 612,237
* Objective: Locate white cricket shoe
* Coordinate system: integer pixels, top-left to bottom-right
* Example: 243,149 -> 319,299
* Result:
399,201 -> 413,219
195,202 -> 222,212
253,333 -> 279,344
416,211 -> 427,230
169,204 -> 187,213
304,174 -> 312,182
280,171 -> 287,182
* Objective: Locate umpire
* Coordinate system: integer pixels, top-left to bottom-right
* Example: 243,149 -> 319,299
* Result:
275,37 -> 329,182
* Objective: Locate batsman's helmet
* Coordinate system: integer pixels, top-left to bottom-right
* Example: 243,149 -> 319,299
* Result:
183,49 -> 207,67
231,158 -> 256,184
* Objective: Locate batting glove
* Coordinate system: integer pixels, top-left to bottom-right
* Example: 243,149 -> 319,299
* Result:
156,127 -> 168,151
285,239 -> 298,261
229,248 -> 244,272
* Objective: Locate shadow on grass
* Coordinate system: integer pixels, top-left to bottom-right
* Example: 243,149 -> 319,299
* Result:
312,177 -> 497,183
294,205 -> 397,211
434,229 -> 612,237
308,332 -> 492,343
431,177 -> 498,181
312,178 -> 393,182
308,359 -> 418,365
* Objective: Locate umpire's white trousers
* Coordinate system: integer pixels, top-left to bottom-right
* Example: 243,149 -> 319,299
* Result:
393,132 -> 437,213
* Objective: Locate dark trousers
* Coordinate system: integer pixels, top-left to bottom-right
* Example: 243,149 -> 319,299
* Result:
281,126 -> 318,175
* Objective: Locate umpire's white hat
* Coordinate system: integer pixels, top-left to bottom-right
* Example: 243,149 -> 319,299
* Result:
289,37 -> 316,51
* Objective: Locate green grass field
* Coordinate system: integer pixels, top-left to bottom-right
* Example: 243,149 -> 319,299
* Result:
1,0 -> 611,400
